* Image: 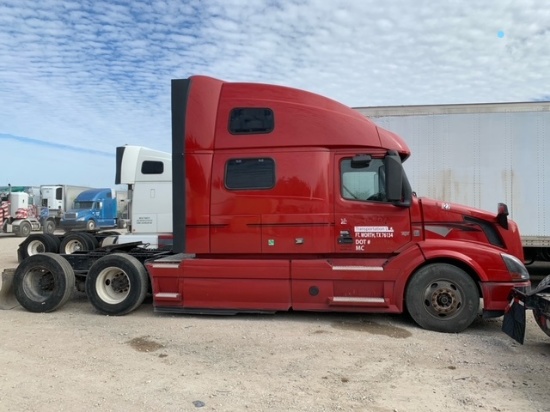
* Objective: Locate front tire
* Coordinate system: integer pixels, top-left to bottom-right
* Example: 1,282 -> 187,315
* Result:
406,263 -> 479,333
13,253 -> 75,312
86,220 -> 97,231
85,254 -> 148,316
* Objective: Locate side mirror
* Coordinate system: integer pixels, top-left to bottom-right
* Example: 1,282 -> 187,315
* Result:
385,151 -> 403,201
497,203 -> 509,229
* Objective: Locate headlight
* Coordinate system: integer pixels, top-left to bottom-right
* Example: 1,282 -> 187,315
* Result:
77,217 -> 85,221
501,253 -> 529,280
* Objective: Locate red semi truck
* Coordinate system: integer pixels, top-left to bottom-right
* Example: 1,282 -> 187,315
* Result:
9,75 -> 530,334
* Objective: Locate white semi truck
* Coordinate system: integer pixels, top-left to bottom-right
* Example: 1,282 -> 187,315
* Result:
115,145 -> 171,235
40,184 -> 91,233
354,101 -> 550,263
109,145 -> 172,248
17,146 -> 172,259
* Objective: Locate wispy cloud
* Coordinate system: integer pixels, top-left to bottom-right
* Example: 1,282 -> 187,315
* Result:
0,134 -> 116,187
0,134 -> 113,157
0,0 -> 549,186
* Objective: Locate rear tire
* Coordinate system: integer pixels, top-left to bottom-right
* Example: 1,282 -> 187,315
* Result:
85,254 -> 148,316
18,234 -> 59,260
43,234 -> 61,253
19,221 -> 32,237
60,233 -> 94,254
13,253 -> 75,312
406,263 -> 479,333
43,220 -> 56,234
78,232 -> 99,250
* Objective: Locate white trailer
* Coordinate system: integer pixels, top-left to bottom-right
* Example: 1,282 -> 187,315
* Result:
40,184 -> 91,233
354,101 -> 550,262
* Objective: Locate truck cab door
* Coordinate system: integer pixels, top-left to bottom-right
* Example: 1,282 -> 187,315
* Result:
334,153 -> 412,254
96,201 -> 103,221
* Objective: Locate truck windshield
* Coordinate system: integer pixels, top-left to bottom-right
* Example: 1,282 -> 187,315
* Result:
341,158 -> 387,202
74,201 -> 94,209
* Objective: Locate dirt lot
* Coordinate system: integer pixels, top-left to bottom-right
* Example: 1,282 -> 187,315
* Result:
1,235 -> 549,412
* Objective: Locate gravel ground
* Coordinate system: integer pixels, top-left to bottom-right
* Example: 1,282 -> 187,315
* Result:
1,234 -> 549,412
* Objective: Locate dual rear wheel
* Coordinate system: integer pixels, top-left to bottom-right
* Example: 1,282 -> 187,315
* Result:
85,254 -> 149,316
59,233 -> 98,254
13,253 -> 148,315
18,233 -> 97,260
14,253 -> 75,312
18,234 -> 61,261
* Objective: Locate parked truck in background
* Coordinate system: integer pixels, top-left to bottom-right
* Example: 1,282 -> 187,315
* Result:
60,188 -> 118,231
116,145 -> 172,235
5,76 -> 531,335
354,102 -> 550,263
0,185 -> 41,237
15,149 -> 171,259
40,184 -> 91,233
17,185 -> 120,257
59,145 -> 172,250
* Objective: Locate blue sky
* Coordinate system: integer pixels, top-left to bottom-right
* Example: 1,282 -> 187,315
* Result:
1,0 -> 549,187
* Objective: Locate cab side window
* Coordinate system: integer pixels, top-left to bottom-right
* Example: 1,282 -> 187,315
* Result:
229,108 -> 274,134
225,158 -> 275,190
341,158 -> 387,202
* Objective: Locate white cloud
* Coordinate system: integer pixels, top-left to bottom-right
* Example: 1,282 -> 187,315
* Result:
0,0 -> 549,187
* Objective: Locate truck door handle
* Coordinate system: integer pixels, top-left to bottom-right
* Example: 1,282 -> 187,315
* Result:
338,231 -> 353,244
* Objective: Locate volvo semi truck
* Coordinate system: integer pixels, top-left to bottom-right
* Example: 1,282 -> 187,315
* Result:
5,76 -> 530,335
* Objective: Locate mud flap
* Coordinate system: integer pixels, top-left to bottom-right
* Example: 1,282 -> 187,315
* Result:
502,297 -> 526,344
0,269 -> 19,310
503,274 -> 550,344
